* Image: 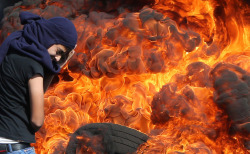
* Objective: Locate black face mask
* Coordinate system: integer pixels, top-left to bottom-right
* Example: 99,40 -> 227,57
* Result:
58,50 -> 68,65
50,49 -> 69,66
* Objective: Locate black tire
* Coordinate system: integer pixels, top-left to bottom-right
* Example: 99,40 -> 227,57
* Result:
66,123 -> 149,154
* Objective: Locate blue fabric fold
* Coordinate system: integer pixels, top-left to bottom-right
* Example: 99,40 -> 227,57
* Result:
0,11 -> 77,74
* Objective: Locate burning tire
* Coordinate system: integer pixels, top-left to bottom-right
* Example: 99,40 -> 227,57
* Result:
66,123 -> 149,154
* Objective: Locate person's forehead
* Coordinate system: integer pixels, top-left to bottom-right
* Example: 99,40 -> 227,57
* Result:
57,44 -> 66,52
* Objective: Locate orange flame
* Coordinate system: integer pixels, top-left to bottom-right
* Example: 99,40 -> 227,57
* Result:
9,0 -> 247,153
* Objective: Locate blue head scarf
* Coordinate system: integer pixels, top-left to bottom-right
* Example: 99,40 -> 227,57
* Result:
0,11 -> 78,74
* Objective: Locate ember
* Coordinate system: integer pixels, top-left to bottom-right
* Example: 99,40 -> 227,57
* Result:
0,0 -> 249,153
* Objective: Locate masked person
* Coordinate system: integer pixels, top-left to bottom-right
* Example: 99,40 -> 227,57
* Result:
0,11 -> 77,154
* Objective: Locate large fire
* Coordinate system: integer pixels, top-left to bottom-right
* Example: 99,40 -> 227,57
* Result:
0,0 -> 250,153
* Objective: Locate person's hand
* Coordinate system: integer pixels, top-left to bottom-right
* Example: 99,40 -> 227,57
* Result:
60,50 -> 75,68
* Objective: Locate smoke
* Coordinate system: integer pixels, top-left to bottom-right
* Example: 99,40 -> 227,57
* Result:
210,62 -> 250,147
0,0 -> 21,22
66,7 -> 202,78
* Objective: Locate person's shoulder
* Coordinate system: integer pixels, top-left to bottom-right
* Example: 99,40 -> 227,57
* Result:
10,53 -> 41,65
7,53 -> 44,72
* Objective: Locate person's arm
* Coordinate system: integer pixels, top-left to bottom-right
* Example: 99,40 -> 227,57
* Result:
28,74 -> 44,132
